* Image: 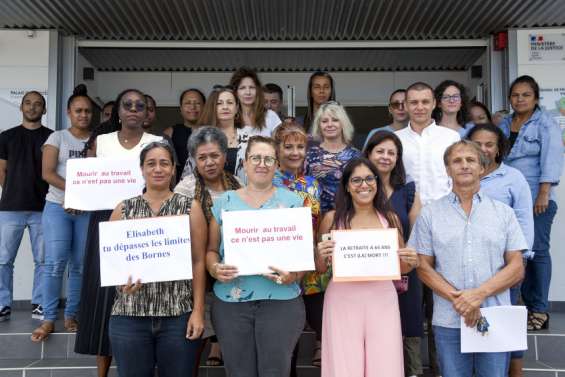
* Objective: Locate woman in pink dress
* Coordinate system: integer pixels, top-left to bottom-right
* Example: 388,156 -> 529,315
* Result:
316,157 -> 419,377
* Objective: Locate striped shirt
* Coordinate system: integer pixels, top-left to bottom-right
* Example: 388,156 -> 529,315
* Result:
111,193 -> 194,317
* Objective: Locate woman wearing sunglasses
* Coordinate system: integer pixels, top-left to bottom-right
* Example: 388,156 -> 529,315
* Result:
206,136 -> 306,377
74,89 -> 163,377
363,89 -> 408,148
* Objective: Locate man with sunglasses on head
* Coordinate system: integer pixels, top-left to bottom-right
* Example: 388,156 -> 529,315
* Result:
0,91 -> 52,322
363,89 -> 408,149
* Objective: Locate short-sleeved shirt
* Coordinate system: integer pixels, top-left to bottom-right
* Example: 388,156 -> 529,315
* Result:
0,125 -> 53,211
480,163 -> 534,257
211,187 -> 304,302
396,122 -> 460,206
241,109 -> 281,137
305,145 -> 361,213
408,191 -> 528,328
43,129 -> 88,204
111,193 -> 194,317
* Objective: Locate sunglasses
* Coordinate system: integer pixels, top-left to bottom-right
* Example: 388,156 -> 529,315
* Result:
122,100 -> 146,112
389,101 -> 405,110
248,155 -> 277,167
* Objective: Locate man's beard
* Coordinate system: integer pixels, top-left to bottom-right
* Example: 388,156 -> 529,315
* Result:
23,113 -> 43,123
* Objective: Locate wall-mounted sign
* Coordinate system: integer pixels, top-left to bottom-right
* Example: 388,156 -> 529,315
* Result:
528,32 -> 565,63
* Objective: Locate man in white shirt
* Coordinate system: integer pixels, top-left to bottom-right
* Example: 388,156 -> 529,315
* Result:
395,82 -> 460,377
396,82 -> 460,206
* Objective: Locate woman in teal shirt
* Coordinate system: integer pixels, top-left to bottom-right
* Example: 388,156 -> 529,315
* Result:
206,135 -> 307,377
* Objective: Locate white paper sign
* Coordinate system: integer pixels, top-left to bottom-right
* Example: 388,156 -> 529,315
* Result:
222,207 -> 315,275
460,306 -> 528,353
332,229 -> 400,282
99,215 -> 192,286
65,157 -> 145,210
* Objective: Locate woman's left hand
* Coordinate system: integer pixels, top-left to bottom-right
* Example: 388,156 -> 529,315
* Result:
120,276 -> 142,295
186,310 -> 205,340
534,192 -> 549,215
263,266 -> 297,285
398,247 -> 419,269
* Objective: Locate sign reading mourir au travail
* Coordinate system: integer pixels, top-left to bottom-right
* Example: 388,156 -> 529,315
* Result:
528,32 -> 565,63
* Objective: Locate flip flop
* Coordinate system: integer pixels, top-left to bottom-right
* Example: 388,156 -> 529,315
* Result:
64,318 -> 79,332
31,321 -> 55,342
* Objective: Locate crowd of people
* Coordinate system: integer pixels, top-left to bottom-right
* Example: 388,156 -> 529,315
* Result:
0,67 -> 562,377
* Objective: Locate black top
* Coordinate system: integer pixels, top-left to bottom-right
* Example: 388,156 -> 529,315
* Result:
225,148 -> 238,175
389,181 -> 415,243
509,131 -> 519,150
0,125 -> 53,211
170,124 -> 192,180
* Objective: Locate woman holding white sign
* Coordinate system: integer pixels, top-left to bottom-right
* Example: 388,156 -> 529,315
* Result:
364,131 -> 424,376
108,141 -> 207,376
206,136 -> 306,377
316,157 -> 419,377
75,89 -> 163,377
31,86 -> 92,341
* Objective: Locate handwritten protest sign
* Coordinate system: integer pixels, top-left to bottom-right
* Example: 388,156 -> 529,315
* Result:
65,157 -> 144,211
332,228 -> 400,282
99,215 -> 192,286
222,207 -> 315,275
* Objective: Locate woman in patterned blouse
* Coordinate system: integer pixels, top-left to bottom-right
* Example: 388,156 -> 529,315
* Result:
305,102 -> 361,214
273,120 -> 328,369
107,141 -> 207,377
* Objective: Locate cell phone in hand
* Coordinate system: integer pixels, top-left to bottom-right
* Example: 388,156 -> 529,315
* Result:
321,233 -> 332,242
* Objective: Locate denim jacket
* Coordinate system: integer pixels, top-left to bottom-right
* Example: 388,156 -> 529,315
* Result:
500,109 -> 564,201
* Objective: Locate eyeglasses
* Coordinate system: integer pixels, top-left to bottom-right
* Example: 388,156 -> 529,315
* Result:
389,101 -> 405,110
248,155 -> 277,167
440,95 -> 461,103
122,100 -> 146,112
349,175 -> 377,187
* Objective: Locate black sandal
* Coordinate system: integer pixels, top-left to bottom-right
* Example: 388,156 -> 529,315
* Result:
528,312 -> 549,331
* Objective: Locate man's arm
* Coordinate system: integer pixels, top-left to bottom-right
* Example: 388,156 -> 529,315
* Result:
417,254 -> 458,303
0,159 -> 6,188
452,250 -> 524,316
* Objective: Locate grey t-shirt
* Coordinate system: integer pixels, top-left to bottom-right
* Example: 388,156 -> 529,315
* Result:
43,129 -> 88,204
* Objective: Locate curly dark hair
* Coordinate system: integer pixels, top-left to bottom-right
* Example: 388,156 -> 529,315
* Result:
432,80 -> 469,127
466,123 -> 509,164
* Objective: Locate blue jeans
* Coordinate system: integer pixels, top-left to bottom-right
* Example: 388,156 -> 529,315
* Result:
42,201 -> 90,321
109,313 -> 202,377
434,326 -> 509,377
0,211 -> 44,307
522,200 -> 557,313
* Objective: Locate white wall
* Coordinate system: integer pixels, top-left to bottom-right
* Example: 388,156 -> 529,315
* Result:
512,28 -> 565,302
0,30 -> 50,132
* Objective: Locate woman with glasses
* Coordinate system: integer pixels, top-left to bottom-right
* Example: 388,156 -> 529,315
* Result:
305,102 -> 361,214
499,75 -> 563,332
229,67 -> 281,137
304,71 -> 336,132
181,87 -> 249,181
108,141 -> 206,377
206,136 -> 306,377
364,132 -> 424,377
317,157 -> 419,377
163,88 -> 206,180
74,89 -> 163,377
432,80 -> 471,138
364,89 -> 408,148
272,120 -> 326,369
